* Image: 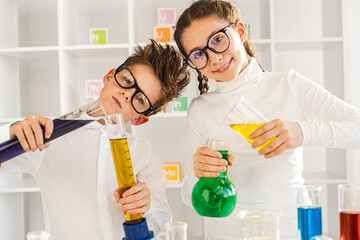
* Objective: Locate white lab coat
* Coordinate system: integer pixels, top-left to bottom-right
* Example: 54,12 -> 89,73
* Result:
0,121 -> 171,240
182,58 -> 360,239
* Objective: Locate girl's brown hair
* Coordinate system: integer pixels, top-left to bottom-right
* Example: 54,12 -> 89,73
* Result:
174,0 -> 264,94
124,39 -> 190,116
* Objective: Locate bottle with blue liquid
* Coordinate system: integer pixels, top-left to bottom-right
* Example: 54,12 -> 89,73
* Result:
297,185 -> 323,240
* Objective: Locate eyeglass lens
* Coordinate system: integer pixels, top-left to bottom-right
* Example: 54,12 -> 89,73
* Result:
115,68 -> 151,113
188,31 -> 230,69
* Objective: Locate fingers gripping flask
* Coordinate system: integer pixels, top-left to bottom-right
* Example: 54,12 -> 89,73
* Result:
105,114 -> 154,240
191,139 -> 237,217
0,100 -> 105,163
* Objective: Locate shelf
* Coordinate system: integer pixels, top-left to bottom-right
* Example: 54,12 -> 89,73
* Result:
0,177 -> 40,193
303,171 -> 346,184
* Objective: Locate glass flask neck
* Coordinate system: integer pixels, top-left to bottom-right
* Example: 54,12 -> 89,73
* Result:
218,150 -> 229,178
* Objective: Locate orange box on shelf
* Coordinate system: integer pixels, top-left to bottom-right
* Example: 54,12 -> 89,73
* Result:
154,26 -> 172,42
162,162 -> 181,183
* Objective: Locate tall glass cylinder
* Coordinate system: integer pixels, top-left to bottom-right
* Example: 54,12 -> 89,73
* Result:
238,209 -> 280,240
105,114 -> 143,225
166,221 -> 188,240
338,184 -> 360,240
297,185 -> 322,240
191,139 -> 237,217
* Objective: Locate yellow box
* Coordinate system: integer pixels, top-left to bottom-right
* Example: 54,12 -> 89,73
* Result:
162,162 -> 181,183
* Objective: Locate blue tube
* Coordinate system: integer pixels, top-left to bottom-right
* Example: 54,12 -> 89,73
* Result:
298,206 -> 322,240
0,119 -> 93,163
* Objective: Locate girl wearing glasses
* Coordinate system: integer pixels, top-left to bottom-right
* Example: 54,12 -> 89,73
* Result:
174,0 -> 360,239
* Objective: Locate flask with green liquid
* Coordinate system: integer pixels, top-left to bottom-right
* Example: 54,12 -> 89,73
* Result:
191,139 -> 237,217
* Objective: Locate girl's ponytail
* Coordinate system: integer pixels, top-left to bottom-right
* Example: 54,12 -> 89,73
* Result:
197,70 -> 209,94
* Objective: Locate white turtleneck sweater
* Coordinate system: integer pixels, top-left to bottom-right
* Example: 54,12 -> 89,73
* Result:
182,58 -> 360,239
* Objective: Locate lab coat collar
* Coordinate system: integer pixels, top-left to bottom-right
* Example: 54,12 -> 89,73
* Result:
216,57 -> 263,93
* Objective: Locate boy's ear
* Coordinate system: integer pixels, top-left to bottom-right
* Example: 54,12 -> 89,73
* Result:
236,21 -> 247,43
130,116 -> 149,126
103,68 -> 116,84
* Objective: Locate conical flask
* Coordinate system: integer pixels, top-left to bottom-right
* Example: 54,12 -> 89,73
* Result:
0,100 -> 105,163
225,97 -> 275,150
191,139 -> 237,217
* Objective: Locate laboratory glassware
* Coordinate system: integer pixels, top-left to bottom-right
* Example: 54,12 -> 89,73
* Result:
105,113 -> 153,240
238,209 -> 280,240
166,221 -> 188,240
0,100 -> 105,163
297,185 -> 322,240
338,184 -> 360,240
225,97 -> 275,150
191,139 -> 237,217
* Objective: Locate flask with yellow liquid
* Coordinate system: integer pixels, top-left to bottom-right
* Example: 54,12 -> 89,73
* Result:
105,114 -> 154,240
225,98 -> 275,150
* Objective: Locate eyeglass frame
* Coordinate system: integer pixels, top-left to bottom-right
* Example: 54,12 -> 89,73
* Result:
184,22 -> 235,70
113,64 -> 154,115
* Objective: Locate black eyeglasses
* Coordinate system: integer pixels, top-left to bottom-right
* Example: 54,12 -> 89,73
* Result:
114,64 -> 154,115
185,23 -> 234,70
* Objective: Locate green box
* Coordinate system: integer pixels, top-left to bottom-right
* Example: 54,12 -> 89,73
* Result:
172,96 -> 188,112
90,28 -> 108,45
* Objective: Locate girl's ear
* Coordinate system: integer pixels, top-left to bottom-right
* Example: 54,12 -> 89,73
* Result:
235,21 -> 247,43
103,68 -> 116,84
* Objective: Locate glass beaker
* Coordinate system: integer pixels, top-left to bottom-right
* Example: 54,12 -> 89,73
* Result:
338,184 -> 360,240
191,139 -> 237,217
238,209 -> 280,240
297,185 -> 322,240
0,100 -> 105,163
166,221 -> 188,240
26,231 -> 50,240
225,97 -> 275,150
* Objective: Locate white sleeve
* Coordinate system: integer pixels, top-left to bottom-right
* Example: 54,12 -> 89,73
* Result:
181,101 -> 206,208
0,122 -> 12,142
135,140 -> 172,237
290,71 -> 360,148
0,122 -> 41,173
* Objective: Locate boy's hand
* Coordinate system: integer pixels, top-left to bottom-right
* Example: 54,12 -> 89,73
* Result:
10,115 -> 53,152
193,147 -> 234,179
250,119 -> 303,158
113,182 -> 151,214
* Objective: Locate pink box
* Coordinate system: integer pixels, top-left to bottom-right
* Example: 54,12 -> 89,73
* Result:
158,8 -> 176,26
85,80 -> 103,99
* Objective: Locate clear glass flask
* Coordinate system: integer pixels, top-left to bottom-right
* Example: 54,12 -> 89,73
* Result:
238,209 -> 280,240
297,185 -> 322,240
338,184 -> 360,240
191,139 -> 237,217
225,97 -> 275,150
166,221 -> 188,240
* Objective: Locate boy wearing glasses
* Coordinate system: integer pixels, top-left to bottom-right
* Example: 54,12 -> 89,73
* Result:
0,40 -> 190,239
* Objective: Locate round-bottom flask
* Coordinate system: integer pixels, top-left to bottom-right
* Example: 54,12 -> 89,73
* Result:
191,139 -> 237,217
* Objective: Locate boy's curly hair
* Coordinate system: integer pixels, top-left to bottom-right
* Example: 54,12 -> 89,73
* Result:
123,39 -> 190,116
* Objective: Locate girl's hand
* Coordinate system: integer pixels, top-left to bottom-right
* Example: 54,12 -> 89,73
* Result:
250,119 -> 303,158
193,147 -> 234,178
9,115 -> 53,152
113,182 -> 151,214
